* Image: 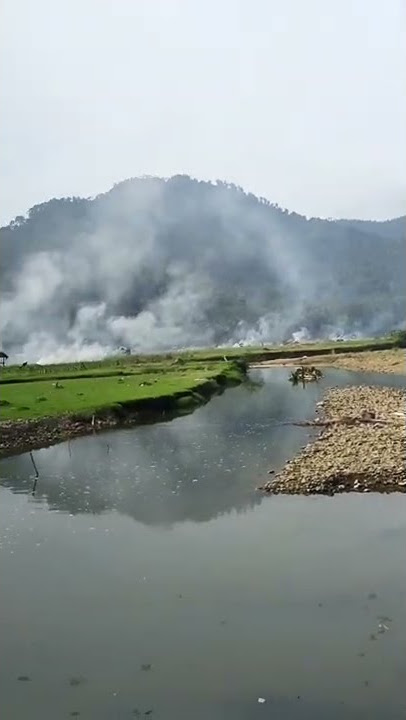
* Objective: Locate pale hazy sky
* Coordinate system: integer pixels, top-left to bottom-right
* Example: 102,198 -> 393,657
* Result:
1,0 -> 405,223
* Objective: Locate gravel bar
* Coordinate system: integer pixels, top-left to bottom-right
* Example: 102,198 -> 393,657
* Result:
260,385 -> 406,495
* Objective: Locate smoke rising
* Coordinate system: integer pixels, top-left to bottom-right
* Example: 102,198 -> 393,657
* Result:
1,176 -> 404,363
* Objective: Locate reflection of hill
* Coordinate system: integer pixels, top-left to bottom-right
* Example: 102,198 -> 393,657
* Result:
0,370 -> 321,526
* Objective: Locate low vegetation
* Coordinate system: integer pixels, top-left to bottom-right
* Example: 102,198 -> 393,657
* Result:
391,329 -> 406,348
0,335 -> 400,424
0,337 -> 402,458
0,359 -> 243,422
0,335 -> 397,382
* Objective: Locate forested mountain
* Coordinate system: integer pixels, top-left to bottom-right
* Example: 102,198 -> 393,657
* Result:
1,175 -> 405,361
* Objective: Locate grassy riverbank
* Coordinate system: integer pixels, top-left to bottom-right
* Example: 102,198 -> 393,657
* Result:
1,336 -> 397,423
0,334 -> 400,385
190,335 -> 401,361
0,361 -> 244,422
0,357 -> 246,457
0,335 -> 402,456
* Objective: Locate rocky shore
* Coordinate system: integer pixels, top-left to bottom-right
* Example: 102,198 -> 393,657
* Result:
0,414 -> 118,459
260,385 -> 406,495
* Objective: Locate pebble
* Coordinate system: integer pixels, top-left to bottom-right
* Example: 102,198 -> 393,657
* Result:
260,386 -> 405,496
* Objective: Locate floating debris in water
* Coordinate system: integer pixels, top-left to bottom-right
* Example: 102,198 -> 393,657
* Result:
257,697 -> 266,704
368,592 -> 377,601
17,675 -> 31,682
69,676 -> 86,687
289,366 -> 323,385
141,664 -> 152,672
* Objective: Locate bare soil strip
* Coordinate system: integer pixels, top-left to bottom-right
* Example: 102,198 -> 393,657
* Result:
251,349 -> 405,375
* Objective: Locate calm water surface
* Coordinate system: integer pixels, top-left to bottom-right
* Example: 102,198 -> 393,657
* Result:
1,368 -> 405,719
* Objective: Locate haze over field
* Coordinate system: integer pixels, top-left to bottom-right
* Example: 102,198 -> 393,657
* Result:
1,176 -> 405,363
0,0 -> 405,362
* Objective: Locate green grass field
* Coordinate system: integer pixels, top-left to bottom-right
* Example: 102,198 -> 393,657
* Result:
0,361 -> 242,422
0,335 -> 396,385
0,359 -> 210,384
183,336 -> 397,360
0,336 -> 398,423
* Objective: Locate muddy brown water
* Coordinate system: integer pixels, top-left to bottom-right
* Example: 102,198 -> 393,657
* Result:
0,368 -> 405,719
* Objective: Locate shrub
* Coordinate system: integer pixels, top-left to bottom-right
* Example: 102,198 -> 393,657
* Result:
391,330 -> 406,348
233,357 -> 249,374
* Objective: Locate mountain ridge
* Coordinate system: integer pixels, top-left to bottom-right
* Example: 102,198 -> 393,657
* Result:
1,175 -> 405,361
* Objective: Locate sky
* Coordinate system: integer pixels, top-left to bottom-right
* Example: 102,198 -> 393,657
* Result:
1,0 -> 405,224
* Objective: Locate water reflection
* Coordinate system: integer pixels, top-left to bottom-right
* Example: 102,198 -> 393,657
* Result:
1,368 -> 406,720
0,368 -> 404,527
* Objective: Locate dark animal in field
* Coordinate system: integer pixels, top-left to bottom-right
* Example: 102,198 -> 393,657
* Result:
20,361 -> 28,368
0,351 -> 8,366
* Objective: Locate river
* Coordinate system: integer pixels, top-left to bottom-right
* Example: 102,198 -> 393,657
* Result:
0,368 -> 405,719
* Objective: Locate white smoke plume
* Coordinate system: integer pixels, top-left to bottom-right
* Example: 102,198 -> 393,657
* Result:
1,177 -> 404,363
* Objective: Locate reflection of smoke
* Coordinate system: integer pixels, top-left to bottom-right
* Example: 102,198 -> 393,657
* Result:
0,369 -> 318,526
1,177 -> 404,363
